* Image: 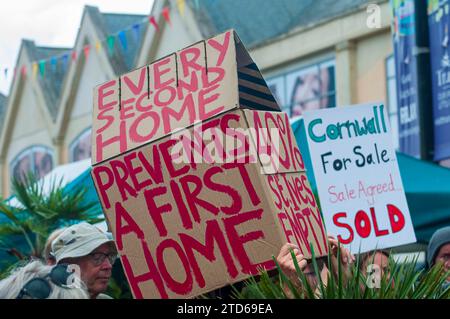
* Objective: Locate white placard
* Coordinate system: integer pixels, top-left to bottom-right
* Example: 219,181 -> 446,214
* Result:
303,103 -> 416,253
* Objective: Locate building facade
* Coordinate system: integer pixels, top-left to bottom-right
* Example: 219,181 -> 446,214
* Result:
0,0 -> 404,197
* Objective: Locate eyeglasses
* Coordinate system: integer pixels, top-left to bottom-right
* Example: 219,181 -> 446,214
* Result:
438,254 -> 450,263
88,252 -> 118,266
16,264 -> 76,299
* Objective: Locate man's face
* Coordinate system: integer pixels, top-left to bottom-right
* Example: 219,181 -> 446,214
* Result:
69,243 -> 115,298
435,243 -> 450,281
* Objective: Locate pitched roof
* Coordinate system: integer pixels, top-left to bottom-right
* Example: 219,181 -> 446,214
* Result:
192,0 -> 376,48
86,6 -> 147,74
0,93 -> 7,132
22,40 -> 70,121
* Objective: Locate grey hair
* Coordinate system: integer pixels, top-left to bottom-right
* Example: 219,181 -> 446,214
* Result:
43,227 -> 67,264
0,260 -> 89,299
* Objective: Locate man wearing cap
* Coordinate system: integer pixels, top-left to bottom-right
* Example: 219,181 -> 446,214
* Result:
50,222 -> 118,299
427,226 -> 450,288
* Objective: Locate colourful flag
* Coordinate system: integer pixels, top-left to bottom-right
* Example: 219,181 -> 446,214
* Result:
149,16 -> 159,31
50,57 -> 57,72
84,44 -> 90,59
162,7 -> 171,26
132,23 -> 141,42
177,0 -> 185,16
95,40 -> 101,52
38,60 -> 45,77
20,66 -> 26,77
118,31 -> 128,51
71,51 -> 77,61
32,62 -> 38,78
62,54 -> 69,71
107,35 -> 115,56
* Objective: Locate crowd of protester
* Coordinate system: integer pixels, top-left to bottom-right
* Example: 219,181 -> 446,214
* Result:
0,221 -> 448,299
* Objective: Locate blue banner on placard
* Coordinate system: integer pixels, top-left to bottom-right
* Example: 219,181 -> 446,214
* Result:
428,0 -> 450,161
392,0 -> 421,158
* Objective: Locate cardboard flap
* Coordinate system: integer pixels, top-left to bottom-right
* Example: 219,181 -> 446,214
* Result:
242,109 -> 306,175
234,31 -> 281,112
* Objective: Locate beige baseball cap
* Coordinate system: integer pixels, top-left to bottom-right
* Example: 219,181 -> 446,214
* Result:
50,222 -> 116,263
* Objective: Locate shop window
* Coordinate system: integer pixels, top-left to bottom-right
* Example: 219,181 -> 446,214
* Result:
69,128 -> 92,162
10,146 -> 54,184
266,59 -> 336,118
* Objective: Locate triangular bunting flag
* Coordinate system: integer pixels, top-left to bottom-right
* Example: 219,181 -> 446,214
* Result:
71,51 -> 77,61
84,44 -> 90,59
118,31 -> 128,51
95,40 -> 102,52
177,0 -> 185,16
107,35 -> 115,56
62,54 -> 69,71
20,66 -> 26,77
149,16 -> 159,32
50,57 -> 57,72
32,62 -> 38,78
38,60 -> 45,77
132,23 -> 141,42
162,7 -> 171,25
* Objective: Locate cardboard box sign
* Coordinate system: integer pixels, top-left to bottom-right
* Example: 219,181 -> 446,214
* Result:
92,30 -> 281,165
91,109 -> 328,299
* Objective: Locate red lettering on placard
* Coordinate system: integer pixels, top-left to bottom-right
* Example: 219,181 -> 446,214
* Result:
179,219 -> 239,288
121,239 -> 168,299
371,207 -> 389,237
156,239 -> 193,295
203,166 -> 242,215
120,99 -> 135,120
223,161 -> 261,206
97,80 -> 116,110
355,210 -> 371,238
208,31 -> 231,66
161,93 -> 196,134
95,120 -> 127,163
179,46 -> 203,78
129,111 -> 160,143
198,83 -> 224,120
144,186 -> 172,237
115,201 -> 145,250
223,209 -> 273,274
179,174 -> 220,220
92,165 -> 114,209
153,57 -> 175,89
110,159 -> 137,202
123,68 -> 146,95
387,204 -> 405,233
333,212 -> 354,244
96,107 -> 115,134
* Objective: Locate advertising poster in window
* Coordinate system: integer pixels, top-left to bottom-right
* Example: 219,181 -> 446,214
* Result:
70,130 -> 92,162
392,0 -> 421,158
428,0 -> 450,161
12,153 -> 32,184
286,61 -> 335,118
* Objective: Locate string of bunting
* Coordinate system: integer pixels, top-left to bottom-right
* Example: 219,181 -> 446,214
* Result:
1,0 -> 204,82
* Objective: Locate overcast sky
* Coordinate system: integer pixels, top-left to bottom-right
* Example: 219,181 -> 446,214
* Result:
0,0 -> 154,95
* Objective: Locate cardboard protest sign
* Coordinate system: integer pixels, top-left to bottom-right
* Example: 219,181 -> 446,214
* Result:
92,30 -> 280,165
91,30 -> 327,299
91,109 -> 327,299
303,103 -> 416,253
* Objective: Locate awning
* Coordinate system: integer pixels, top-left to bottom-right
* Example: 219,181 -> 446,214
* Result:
290,117 -> 450,244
